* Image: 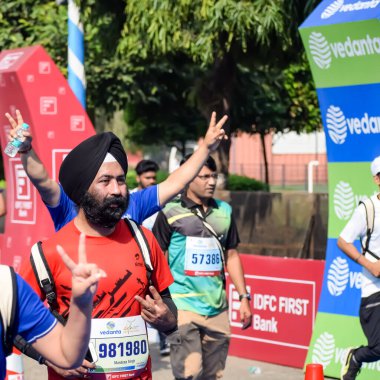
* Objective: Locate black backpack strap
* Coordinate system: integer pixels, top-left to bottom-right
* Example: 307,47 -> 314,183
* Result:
13,335 -> 45,365
190,208 -> 227,289
30,241 -> 59,311
18,242 -> 89,364
0,265 -> 17,356
124,218 -> 153,285
17,242 -> 94,364
359,198 -> 379,260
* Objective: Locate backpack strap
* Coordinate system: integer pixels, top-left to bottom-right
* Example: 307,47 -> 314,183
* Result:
359,198 -> 379,260
0,265 -> 17,356
190,208 -> 227,289
30,241 -> 59,311
124,218 -> 153,284
26,241 -> 88,363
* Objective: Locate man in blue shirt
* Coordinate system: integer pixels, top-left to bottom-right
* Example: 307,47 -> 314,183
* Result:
131,159 -> 161,231
5,110 -> 227,231
0,234 -> 106,379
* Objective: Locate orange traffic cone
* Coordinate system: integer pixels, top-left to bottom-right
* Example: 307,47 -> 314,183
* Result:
305,363 -> 324,380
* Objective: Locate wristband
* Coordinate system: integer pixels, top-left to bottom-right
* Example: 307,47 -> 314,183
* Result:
239,293 -> 252,301
18,145 -> 32,154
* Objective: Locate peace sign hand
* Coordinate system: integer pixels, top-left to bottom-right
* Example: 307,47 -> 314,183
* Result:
203,111 -> 228,153
5,109 -> 32,152
135,286 -> 177,332
56,233 -> 107,306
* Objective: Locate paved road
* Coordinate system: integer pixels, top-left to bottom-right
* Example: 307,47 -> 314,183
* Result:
22,343 -> 306,380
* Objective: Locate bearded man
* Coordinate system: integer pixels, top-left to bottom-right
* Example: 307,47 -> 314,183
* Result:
20,132 -> 177,380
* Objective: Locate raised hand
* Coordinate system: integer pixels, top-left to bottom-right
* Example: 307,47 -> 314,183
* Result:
203,111 -> 228,153
135,286 -> 177,332
4,109 -> 32,152
56,233 -> 106,306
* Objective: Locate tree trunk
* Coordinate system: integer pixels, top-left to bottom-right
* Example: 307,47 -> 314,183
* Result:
260,132 -> 270,188
197,53 -> 236,189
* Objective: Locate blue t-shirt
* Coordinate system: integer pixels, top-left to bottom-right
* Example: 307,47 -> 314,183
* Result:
47,184 -> 161,231
1,274 -> 56,379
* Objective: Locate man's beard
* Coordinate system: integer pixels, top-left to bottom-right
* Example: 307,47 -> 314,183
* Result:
80,190 -> 129,228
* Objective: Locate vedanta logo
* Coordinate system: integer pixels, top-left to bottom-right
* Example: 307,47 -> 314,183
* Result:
321,0 -> 380,19
333,181 -> 355,220
326,106 -> 346,144
311,332 -> 335,369
326,105 -> 380,144
309,31 -> 380,69
100,329 -> 122,335
327,256 -> 350,296
321,0 -> 344,19
309,32 -> 331,69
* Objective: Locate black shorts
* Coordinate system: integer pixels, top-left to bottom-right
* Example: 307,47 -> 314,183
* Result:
360,291 -> 380,348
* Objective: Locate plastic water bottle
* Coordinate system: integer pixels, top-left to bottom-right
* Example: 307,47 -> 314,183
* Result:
248,366 -> 262,375
4,123 -> 30,157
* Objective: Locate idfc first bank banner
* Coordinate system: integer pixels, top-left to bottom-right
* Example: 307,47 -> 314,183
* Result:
300,1 -> 380,378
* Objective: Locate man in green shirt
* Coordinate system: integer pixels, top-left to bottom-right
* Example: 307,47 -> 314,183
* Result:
153,155 -> 252,380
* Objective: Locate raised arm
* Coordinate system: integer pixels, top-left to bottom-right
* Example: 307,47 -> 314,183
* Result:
5,110 -> 61,206
157,112 -> 228,206
31,233 -> 106,369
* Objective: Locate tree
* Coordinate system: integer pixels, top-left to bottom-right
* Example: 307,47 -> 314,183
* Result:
230,56 -> 321,186
0,0 -> 136,119
124,56 -> 206,155
0,0 -> 321,185
118,0 -> 321,181
0,1 -> 67,67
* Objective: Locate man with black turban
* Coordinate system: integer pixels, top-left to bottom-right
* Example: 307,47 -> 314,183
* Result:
59,131 -> 128,206
20,132 -> 178,380
5,110 -> 228,232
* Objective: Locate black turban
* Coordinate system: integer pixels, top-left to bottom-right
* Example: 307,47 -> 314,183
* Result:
59,132 -> 128,205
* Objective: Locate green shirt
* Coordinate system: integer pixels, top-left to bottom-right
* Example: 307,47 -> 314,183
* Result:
153,195 -> 240,316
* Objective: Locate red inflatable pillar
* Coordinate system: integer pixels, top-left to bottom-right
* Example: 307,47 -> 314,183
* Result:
0,45 -> 95,269
0,45 -> 96,379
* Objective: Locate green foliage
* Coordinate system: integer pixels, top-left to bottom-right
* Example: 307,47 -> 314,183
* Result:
0,0 -> 133,114
0,1 -> 67,69
119,0 -> 318,67
120,0 -> 321,160
283,56 -> 321,133
227,174 -> 269,192
126,170 -> 266,192
126,170 -> 138,189
126,170 -> 169,190
0,0 -> 321,126
124,58 -> 206,147
231,60 -> 321,136
231,64 -> 288,135
0,0 -> 322,184
156,170 -> 169,183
